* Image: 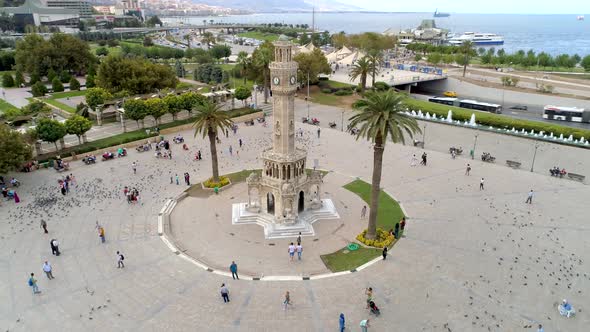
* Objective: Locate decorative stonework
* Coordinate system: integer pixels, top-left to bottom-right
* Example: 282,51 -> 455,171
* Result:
232,39 -> 339,238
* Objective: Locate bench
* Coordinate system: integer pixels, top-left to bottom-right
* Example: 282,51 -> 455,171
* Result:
506,160 -> 522,169
567,173 -> 585,182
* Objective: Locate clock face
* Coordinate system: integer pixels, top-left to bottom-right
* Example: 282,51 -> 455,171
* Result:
290,75 -> 296,85
273,77 -> 280,85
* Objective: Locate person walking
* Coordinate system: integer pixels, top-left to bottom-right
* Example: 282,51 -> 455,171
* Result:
28,273 -> 40,294
51,239 -> 60,256
132,161 -> 137,174
420,152 -> 427,166
283,291 -> 291,310
394,222 -> 400,239
288,243 -> 296,261
239,138 -> 243,148
296,243 -> 303,260
296,232 -> 302,246
40,220 -> 48,234
465,164 -> 471,176
365,287 -> 373,309
361,205 -> 367,218
229,145 -> 233,156
360,319 -> 370,332
526,189 -> 534,204
116,251 -> 125,268
479,178 -> 485,190
317,127 -> 321,139
43,261 -> 54,279
220,283 -> 230,303
400,217 -> 406,234
175,174 -> 179,185
410,154 -> 417,167
230,261 -> 239,280
184,173 -> 191,186
537,324 -> 544,332
98,226 -> 105,243
382,247 -> 387,260
339,313 -> 346,332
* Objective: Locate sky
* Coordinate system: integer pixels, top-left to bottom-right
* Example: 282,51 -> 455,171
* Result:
333,0 -> 589,14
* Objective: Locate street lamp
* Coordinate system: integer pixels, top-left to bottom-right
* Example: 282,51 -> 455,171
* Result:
471,133 -> 479,159
341,109 -> 345,131
422,124 -> 427,148
530,144 -> 539,172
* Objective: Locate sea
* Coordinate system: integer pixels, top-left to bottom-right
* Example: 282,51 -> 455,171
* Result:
163,13 -> 590,56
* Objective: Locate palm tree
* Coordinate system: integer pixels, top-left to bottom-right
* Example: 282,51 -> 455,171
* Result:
202,32 -> 215,50
252,42 -> 274,103
350,56 -> 371,94
349,91 -> 421,239
236,51 -> 250,84
366,51 -> 383,88
183,34 -> 191,48
459,40 -> 475,77
192,100 -> 233,182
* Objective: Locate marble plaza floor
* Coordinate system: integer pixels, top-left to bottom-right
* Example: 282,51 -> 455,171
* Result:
1,117 -> 589,331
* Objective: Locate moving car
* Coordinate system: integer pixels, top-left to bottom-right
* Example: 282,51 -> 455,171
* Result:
443,91 -> 457,97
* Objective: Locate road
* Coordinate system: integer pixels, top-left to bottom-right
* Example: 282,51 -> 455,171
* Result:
411,92 -> 590,129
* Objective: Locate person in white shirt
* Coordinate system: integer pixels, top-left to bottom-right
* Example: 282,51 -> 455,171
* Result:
288,243 -> 295,261
296,244 -> 303,260
526,189 -> 534,204
43,261 -> 54,279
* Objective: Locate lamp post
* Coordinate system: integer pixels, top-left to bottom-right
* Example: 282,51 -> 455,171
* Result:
530,144 -> 539,172
307,71 -> 310,100
422,124 -> 426,148
471,133 -> 478,159
341,109 -> 345,131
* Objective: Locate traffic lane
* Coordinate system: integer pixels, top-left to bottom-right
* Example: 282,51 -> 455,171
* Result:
410,94 -> 590,130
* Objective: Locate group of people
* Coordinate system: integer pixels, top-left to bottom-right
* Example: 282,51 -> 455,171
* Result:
123,186 -> 140,203
57,174 -> 75,196
410,153 -> 428,166
1,177 -> 21,203
549,166 -> 567,177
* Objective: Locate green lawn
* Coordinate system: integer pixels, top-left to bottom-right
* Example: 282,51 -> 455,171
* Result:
42,90 -> 87,113
344,179 -> 405,231
44,99 -> 76,113
321,247 -> 382,272
552,73 -> 590,80
0,98 -> 18,113
237,32 -> 282,42
325,80 -> 354,88
321,179 -> 405,272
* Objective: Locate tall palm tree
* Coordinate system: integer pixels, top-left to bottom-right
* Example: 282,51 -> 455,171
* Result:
236,51 -> 250,84
202,32 -> 215,50
350,56 -> 371,94
183,34 -> 191,48
366,51 -> 383,88
349,91 -> 421,239
192,100 -> 233,182
459,40 -> 475,77
252,42 -> 274,103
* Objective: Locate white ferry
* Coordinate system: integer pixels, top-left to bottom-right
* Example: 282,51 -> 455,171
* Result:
448,32 -> 504,46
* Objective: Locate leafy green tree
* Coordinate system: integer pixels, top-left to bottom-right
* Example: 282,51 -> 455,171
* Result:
64,114 -> 92,144
86,73 -> 95,88
0,124 -> 32,174
2,72 -> 14,87
85,87 -> 111,115
145,98 -> 167,125
59,70 -> 71,83
14,69 -> 24,87
294,48 -> 331,86
96,55 -> 177,94
145,16 -> 163,27
163,94 -> 182,120
427,52 -> 442,66
143,36 -> 154,47
69,77 -> 80,91
174,59 -> 185,78
299,34 -> 310,45
51,77 -> 64,92
47,68 -> 57,82
31,81 -> 47,97
350,56 -> 371,94
96,47 -> 109,56
234,86 -> 251,106
179,91 -> 205,117
209,44 -> 231,62
252,41 -> 274,103
21,101 -> 52,116
123,99 -> 147,128
582,55 -> 590,72
192,100 -> 233,182
349,91 -> 420,239
201,32 -> 215,49
36,118 -> 66,151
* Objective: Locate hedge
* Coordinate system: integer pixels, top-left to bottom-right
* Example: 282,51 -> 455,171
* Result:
403,98 -> 590,141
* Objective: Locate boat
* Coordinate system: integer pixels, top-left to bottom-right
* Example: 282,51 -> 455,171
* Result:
433,9 -> 450,18
577,15 -> 585,21
448,32 -> 504,45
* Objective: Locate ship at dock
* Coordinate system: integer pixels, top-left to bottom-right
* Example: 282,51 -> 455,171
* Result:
433,9 -> 450,18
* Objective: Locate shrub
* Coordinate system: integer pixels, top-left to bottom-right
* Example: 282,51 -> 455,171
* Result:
2,73 -> 14,87
321,88 -> 332,94
537,84 -> 554,94
31,81 -> 48,97
59,70 -> 72,83
52,77 -> 64,92
69,77 -> 81,91
334,89 -> 353,96
356,228 -> 395,248
203,176 -> 230,188
373,81 -> 390,91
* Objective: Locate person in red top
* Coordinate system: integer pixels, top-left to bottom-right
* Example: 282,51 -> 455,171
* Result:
400,217 -> 406,234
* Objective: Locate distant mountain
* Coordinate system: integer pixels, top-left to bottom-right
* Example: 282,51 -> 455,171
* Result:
193,0 -> 362,12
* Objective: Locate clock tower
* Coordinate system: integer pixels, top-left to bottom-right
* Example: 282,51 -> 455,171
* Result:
233,36 -> 339,238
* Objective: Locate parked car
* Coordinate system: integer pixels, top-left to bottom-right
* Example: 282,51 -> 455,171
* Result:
509,105 -> 528,110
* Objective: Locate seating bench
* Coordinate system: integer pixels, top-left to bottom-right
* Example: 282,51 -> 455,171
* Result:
506,160 -> 522,169
567,173 -> 585,182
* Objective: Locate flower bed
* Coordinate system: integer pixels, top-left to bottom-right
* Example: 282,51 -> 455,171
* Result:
202,176 -> 230,189
356,228 -> 395,248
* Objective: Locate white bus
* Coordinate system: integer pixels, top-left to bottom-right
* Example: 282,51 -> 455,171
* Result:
428,97 -> 503,114
543,106 -> 589,123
